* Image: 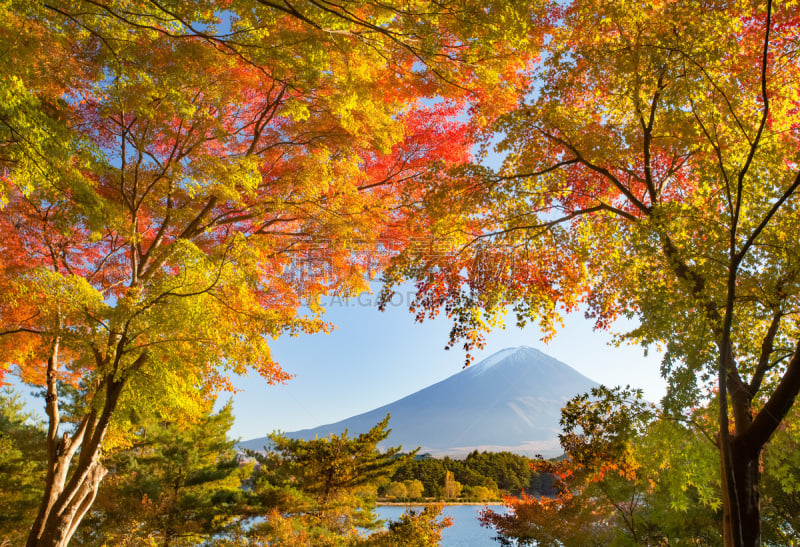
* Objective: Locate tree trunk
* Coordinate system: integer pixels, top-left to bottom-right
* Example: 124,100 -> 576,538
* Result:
721,438 -> 761,547
26,461 -> 107,547
26,376 -> 127,547
719,342 -> 800,547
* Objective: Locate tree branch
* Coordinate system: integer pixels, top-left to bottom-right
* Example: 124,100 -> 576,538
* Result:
732,0 -> 772,245
749,309 -> 783,396
745,340 -> 800,451
735,168 -> 800,263
538,128 -> 651,214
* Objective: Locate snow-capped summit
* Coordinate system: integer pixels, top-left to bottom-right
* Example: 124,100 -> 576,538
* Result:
465,346 -> 557,376
240,347 -> 598,457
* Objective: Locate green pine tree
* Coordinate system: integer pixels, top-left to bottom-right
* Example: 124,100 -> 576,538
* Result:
74,400 -> 249,546
247,414 -> 450,546
0,387 -> 47,544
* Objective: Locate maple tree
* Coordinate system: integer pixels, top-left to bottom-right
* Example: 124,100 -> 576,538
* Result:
483,388 -> 800,545
0,1 -> 540,545
383,0 -> 800,544
480,387 -> 722,546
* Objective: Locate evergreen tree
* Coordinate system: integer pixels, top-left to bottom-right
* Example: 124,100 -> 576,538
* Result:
0,388 -> 47,544
256,414 -> 408,503
246,415 -> 449,545
74,401 -> 248,546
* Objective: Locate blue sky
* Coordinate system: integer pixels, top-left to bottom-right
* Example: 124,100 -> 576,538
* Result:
226,107 -> 668,442
226,281 -> 666,442
8,280 -> 667,442
7,109 -> 667,444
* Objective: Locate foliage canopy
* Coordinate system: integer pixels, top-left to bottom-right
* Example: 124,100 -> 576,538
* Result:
384,1 -> 800,543
0,1 -> 538,544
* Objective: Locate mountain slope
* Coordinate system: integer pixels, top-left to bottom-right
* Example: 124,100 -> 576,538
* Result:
239,346 -> 598,457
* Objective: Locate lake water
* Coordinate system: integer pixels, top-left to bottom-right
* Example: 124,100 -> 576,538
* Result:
376,504 -> 506,546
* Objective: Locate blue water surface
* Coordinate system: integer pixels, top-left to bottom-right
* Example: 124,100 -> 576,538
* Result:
375,504 -> 506,547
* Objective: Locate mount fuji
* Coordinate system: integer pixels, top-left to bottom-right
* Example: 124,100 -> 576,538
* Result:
239,347 -> 598,457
